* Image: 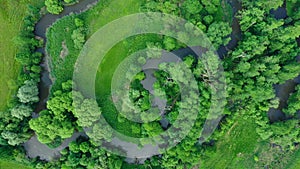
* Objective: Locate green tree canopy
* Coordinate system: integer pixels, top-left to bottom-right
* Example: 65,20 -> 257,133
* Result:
17,80 -> 39,104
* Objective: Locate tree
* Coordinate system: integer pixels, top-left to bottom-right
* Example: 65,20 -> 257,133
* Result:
29,81 -> 77,144
74,18 -> 84,27
237,8 -> 265,31
71,28 -> 85,49
11,104 -> 32,120
181,0 -> 203,18
163,37 -> 176,51
73,96 -> 102,127
45,0 -> 64,14
1,131 -> 31,146
206,21 -> 232,48
64,0 -> 77,3
29,110 -> 75,144
284,85 -> 300,116
17,80 -> 39,104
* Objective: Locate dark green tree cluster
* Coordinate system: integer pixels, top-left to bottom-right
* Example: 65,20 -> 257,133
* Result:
286,0 -> 300,20
33,138 -> 123,169
71,18 -> 86,49
0,80 -> 39,145
29,81 -> 76,144
142,0 -> 232,50
0,5 -> 43,146
221,0 -> 300,151
0,109 -> 32,146
284,85 -> 300,116
129,72 -> 151,112
45,0 -> 78,14
139,53 -> 225,168
15,5 -> 43,82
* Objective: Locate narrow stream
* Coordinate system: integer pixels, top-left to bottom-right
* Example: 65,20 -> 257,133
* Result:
217,0 -> 242,58
267,1 -> 300,122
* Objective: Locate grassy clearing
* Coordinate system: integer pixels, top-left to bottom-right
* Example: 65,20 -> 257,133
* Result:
0,0 -> 42,111
200,117 -> 300,169
0,160 -> 32,169
286,0 -> 300,17
286,148 -> 300,169
46,15 -> 80,91
0,147 -> 33,169
201,118 -> 260,169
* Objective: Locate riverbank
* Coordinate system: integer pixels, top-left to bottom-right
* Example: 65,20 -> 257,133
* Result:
34,0 -> 99,113
25,0 -> 99,161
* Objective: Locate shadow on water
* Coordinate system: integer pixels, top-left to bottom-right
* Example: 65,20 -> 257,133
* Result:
217,0 -> 242,58
267,1 -> 300,123
270,0 -> 288,20
268,76 -> 300,122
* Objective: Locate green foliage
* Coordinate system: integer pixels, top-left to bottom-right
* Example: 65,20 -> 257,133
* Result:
45,0 -> 63,14
29,110 -> 75,144
207,21 -> 232,48
1,131 -> 30,146
181,0 -> 203,17
71,18 -> 86,49
269,119 -> 300,150
287,0 -> 300,20
284,85 -> 300,116
36,0 -> 300,168
73,92 -> 102,127
64,0 -> 77,4
71,28 -> 85,49
29,81 -> 76,144
237,7 -> 265,31
17,80 -> 39,104
10,104 -> 32,120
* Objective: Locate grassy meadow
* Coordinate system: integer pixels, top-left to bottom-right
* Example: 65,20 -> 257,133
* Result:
0,0 -> 44,111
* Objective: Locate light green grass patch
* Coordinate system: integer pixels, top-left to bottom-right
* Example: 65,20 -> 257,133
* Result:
286,148 -> 300,169
0,160 -> 32,169
286,0 -> 300,17
0,0 -> 43,111
201,118 -> 260,169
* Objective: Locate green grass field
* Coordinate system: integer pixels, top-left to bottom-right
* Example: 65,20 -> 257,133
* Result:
0,1 -> 42,168
0,0 -> 26,111
0,0 -> 44,111
0,161 -> 32,169
286,148 -> 300,169
286,0 -> 300,17
200,118 -> 260,169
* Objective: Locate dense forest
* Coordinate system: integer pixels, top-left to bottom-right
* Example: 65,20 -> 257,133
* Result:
0,0 -> 300,169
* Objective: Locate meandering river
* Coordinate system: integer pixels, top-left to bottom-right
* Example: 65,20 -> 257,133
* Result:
25,0 -> 299,162
25,0 -> 98,161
